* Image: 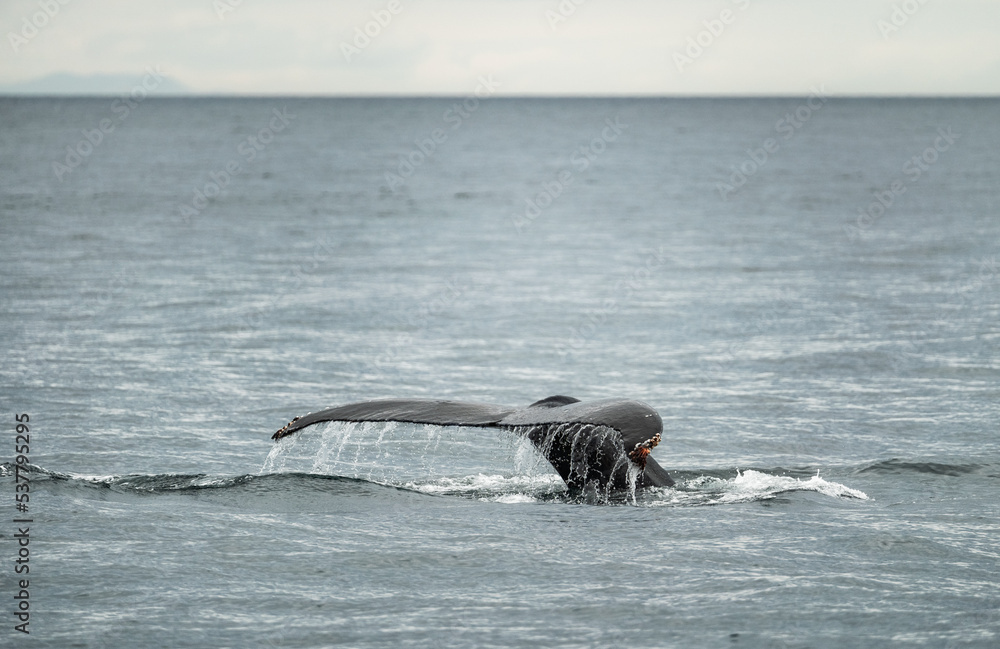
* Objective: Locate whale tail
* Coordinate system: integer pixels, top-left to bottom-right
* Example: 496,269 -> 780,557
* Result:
272,396 -> 674,491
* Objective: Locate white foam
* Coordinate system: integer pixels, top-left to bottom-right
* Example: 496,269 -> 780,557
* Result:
733,469 -> 868,500
404,473 -> 563,503
651,469 -> 868,507
491,493 -> 539,504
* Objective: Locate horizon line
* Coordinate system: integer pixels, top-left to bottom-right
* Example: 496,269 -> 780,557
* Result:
1,92 -> 998,99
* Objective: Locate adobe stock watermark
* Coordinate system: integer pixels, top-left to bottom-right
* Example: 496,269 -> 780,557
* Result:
393,277 -> 473,332
926,256 -> 997,330
340,0 -> 405,62
545,0 -> 588,31
716,86 -> 829,200
877,0 -> 930,39
384,75 -> 501,192
71,263 -> 138,320
51,66 -> 165,182
882,255 -> 997,376
8,0 -> 72,54
673,0 -> 751,74
371,276 -> 474,377
213,0 -> 244,20
511,115 -> 628,233
212,0 -> 243,20
699,291 -> 796,378
845,126 -> 959,242
556,247 -> 670,357
239,235 -> 337,334
179,106 -> 296,224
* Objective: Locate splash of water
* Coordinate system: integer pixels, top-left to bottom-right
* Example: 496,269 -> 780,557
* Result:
261,420 -> 546,488
506,422 -> 641,504
649,469 -> 869,507
260,424 -> 870,507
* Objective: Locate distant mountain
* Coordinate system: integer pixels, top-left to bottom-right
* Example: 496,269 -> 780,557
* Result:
0,71 -> 189,95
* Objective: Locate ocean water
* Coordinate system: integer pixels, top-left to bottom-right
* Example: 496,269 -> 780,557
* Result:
1,96 -> 998,648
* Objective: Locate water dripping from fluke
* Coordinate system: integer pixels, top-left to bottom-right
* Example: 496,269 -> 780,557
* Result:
264,396 -> 874,506
268,396 -> 674,501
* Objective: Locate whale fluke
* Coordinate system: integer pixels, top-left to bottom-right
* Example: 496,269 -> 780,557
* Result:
272,396 -> 675,492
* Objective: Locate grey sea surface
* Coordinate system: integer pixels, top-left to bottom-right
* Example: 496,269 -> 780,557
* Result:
1,96 -> 999,648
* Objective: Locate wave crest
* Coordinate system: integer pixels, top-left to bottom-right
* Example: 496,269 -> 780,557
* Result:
648,469 -> 869,507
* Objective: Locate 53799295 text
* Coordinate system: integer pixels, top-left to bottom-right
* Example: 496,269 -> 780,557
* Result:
12,413 -> 32,635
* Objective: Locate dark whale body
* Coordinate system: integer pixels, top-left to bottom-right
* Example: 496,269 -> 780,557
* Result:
272,396 -> 674,492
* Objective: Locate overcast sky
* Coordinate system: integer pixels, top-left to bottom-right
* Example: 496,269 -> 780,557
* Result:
2,0 -> 998,95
